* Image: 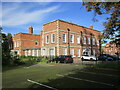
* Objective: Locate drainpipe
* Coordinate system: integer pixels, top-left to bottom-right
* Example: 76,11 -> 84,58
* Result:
67,28 -> 70,55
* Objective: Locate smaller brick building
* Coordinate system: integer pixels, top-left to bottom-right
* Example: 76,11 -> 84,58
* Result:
12,26 -> 41,56
103,41 -> 120,55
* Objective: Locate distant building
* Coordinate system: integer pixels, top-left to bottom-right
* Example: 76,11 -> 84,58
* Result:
103,41 -> 120,55
12,19 -> 101,61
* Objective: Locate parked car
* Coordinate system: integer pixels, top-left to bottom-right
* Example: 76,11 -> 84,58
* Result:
97,54 -> 114,61
81,55 -> 97,61
51,55 -> 73,63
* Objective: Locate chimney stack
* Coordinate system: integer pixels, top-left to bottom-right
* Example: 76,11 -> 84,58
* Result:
28,26 -> 33,34
90,25 -> 93,29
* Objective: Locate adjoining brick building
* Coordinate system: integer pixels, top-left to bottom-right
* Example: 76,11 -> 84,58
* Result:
12,19 -> 101,61
103,41 -> 120,55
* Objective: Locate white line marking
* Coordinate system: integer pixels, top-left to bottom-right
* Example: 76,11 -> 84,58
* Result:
77,71 -> 119,77
27,79 -> 58,90
56,74 -> 114,87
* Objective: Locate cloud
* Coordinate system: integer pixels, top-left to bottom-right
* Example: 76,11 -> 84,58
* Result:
2,3 -> 61,26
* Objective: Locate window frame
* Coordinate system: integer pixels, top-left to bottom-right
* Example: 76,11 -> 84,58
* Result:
46,35 -> 49,44
51,33 -> 55,43
77,36 -> 80,44
62,33 -> 66,43
70,34 -> 74,43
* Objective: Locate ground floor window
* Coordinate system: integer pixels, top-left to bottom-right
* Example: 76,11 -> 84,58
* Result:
32,50 -> 35,56
25,50 -> 28,56
42,49 -> 46,56
62,48 -> 67,55
78,49 -> 80,57
50,48 -> 55,56
70,49 -> 75,57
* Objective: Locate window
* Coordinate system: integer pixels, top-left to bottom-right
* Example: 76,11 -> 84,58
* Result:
42,49 -> 46,56
14,42 -> 16,47
88,37 -> 90,44
62,33 -> 66,43
63,48 -> 67,55
70,49 -> 75,57
97,40 -> 99,46
70,35 -> 74,43
17,42 -> 19,47
32,50 -> 35,56
51,33 -> 55,43
83,36 -> 86,44
78,49 -> 80,57
46,35 -> 49,44
93,49 -> 95,56
28,50 -> 31,56
77,36 -> 80,44
25,50 -> 28,56
50,48 -> 55,56
36,50 -> 39,56
92,38 -> 95,45
35,42 -> 38,46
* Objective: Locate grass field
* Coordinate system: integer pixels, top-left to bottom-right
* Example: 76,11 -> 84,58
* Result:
2,62 -> 120,89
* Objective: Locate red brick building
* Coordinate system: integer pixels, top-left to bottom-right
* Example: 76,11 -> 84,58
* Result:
103,41 -> 120,55
12,19 -> 101,61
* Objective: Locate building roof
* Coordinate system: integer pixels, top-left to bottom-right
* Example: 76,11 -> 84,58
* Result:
43,19 -> 100,32
14,32 -> 40,36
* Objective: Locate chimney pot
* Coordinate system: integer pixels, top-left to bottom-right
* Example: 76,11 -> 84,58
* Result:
90,25 -> 93,29
29,26 -> 33,34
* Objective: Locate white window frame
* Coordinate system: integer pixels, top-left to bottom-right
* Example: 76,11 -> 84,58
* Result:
78,49 -> 80,57
46,35 -> 49,44
97,40 -> 99,46
77,36 -> 80,44
92,38 -> 95,45
70,49 -> 75,57
42,49 -> 46,56
14,42 -> 16,47
88,37 -> 90,45
70,34 -> 74,43
28,50 -> 31,56
83,36 -> 86,44
62,48 -> 67,55
51,33 -> 55,43
25,50 -> 28,56
32,50 -> 35,56
62,33 -> 66,43
50,48 -> 55,56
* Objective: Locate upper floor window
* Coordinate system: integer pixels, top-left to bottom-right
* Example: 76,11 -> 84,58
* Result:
35,42 -> 38,46
77,36 -> 80,44
51,33 -> 55,43
82,36 -> 86,44
17,42 -> 19,47
46,35 -> 49,44
88,37 -> 90,45
62,33 -> 66,43
92,38 -> 95,45
70,34 -> 74,43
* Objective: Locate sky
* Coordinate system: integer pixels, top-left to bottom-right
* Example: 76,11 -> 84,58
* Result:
1,1 -> 111,45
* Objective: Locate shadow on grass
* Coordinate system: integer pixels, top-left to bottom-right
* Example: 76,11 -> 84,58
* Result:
28,65 -> 120,89
2,62 -> 39,72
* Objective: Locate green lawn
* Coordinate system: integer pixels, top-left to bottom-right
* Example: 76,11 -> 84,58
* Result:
2,63 -> 120,89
